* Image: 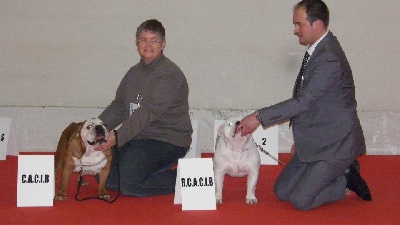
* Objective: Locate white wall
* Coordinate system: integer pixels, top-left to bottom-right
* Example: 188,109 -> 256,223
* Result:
1,1 -> 399,154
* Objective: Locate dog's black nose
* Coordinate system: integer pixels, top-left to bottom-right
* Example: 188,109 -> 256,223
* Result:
95,125 -> 105,135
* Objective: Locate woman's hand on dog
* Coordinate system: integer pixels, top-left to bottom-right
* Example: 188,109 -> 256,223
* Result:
95,130 -> 116,151
235,113 -> 261,136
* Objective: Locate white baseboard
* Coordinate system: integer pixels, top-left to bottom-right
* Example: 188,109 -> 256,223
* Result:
0,107 -> 398,155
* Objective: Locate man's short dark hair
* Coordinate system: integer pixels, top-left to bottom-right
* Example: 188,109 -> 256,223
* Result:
136,19 -> 165,40
294,0 -> 329,28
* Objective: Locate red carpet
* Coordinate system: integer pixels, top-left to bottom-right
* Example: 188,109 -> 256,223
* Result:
1,153 -> 399,225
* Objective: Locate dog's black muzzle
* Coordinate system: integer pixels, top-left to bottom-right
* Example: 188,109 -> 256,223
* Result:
95,125 -> 105,136
87,125 -> 107,145
232,121 -> 240,136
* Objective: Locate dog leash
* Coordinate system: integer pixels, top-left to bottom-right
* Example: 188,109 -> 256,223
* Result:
253,140 -> 286,166
234,121 -> 286,166
75,130 -> 121,203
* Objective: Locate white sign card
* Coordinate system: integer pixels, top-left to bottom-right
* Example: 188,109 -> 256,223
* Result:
184,120 -> 201,159
17,155 -> 54,207
173,165 -> 182,204
252,125 -> 279,165
0,117 -> 19,160
214,120 -> 279,165
175,158 -> 216,210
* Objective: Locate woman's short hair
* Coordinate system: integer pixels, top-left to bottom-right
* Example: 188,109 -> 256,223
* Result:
136,19 -> 165,41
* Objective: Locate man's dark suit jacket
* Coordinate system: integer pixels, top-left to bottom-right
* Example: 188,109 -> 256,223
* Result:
258,31 -> 366,163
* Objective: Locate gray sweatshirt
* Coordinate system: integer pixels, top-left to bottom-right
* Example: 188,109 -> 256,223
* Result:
99,54 -> 192,147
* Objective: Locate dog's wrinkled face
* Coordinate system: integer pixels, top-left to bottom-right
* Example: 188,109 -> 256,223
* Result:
218,117 -> 251,152
224,120 -> 241,138
80,118 -> 108,146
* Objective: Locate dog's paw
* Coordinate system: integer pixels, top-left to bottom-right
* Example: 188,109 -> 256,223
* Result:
99,194 -> 111,200
246,198 -> 258,205
54,194 -> 67,201
216,198 -> 223,204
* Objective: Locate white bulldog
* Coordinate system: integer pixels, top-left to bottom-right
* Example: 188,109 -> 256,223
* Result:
213,116 -> 261,204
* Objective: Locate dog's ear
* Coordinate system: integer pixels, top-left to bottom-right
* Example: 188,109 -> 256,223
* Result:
55,122 -> 80,169
217,123 -> 225,137
59,122 -> 82,141
76,121 -> 85,134
66,122 -> 86,157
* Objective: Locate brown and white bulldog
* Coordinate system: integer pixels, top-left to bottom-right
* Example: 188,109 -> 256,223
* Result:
54,118 -> 112,200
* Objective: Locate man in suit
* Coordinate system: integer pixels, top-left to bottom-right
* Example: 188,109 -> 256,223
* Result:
236,0 -> 372,210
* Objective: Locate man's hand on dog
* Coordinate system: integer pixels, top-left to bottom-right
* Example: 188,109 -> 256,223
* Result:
235,113 -> 261,136
95,130 -> 116,151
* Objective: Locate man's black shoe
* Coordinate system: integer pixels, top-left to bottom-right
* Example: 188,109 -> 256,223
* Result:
345,160 -> 372,201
